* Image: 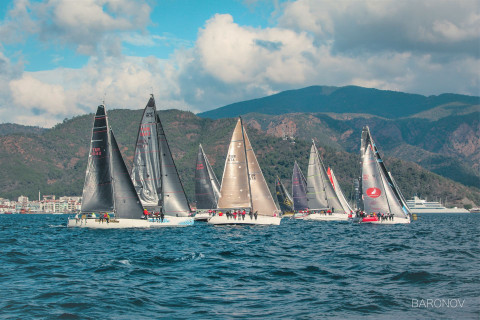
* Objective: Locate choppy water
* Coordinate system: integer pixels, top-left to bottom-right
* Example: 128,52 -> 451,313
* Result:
0,213 -> 478,319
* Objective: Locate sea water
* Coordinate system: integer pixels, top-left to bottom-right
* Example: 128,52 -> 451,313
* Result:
0,213 -> 478,319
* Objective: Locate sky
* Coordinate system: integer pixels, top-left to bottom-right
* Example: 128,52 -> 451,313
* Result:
0,0 -> 479,127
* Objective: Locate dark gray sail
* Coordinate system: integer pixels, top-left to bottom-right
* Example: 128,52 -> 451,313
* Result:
292,161 -> 308,210
276,176 -> 294,213
81,105 -> 114,213
131,97 -> 162,209
110,129 -> 144,219
156,112 -> 191,217
195,144 -> 220,209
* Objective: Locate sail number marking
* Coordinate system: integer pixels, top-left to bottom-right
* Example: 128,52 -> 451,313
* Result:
91,147 -> 101,156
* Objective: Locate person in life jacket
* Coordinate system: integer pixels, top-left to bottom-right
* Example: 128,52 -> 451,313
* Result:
143,209 -> 149,219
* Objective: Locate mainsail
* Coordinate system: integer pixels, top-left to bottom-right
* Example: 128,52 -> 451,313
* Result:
131,95 -> 191,217
81,105 -> 143,219
328,167 -> 353,214
276,176 -> 294,213
195,144 -> 221,209
217,118 -> 279,216
292,161 -> 308,210
131,98 -> 161,208
361,126 -> 407,217
307,141 -> 343,212
217,119 -> 251,209
81,105 -> 115,213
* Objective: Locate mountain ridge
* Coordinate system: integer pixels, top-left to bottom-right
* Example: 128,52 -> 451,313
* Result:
198,85 -> 479,120
0,108 -> 478,208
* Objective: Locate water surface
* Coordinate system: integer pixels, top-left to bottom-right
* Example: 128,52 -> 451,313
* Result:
1,213 -> 478,319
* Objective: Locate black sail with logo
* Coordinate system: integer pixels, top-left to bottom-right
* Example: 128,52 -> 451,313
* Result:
81,105 -> 114,213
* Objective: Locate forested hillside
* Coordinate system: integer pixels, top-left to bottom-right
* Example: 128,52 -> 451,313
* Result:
0,109 -> 478,208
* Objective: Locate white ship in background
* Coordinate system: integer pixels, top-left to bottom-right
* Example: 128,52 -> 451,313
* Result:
406,196 -> 469,213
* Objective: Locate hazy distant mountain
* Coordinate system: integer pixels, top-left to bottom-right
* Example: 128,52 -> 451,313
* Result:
198,85 -> 479,120
0,108 -> 478,208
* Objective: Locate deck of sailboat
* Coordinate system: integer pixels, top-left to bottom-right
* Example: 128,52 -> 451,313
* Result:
303,212 -> 349,221
208,215 -> 281,225
67,216 -> 194,228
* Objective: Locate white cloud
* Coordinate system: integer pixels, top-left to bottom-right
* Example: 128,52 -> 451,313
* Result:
0,0 -> 478,128
1,0 -> 152,56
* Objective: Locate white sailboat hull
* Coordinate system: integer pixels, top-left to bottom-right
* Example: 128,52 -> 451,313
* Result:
67,216 -> 194,228
208,215 -> 281,225
303,213 -> 349,221
194,210 -> 213,221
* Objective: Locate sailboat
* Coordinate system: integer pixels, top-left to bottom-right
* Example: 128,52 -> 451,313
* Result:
292,161 -> 309,218
194,144 -> 221,221
130,95 -> 194,226
357,126 -> 411,224
208,118 -> 281,225
275,176 -> 294,216
304,141 -> 348,221
327,167 -> 354,215
68,105 -> 152,228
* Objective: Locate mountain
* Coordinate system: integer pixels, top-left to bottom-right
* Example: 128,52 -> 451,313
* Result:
0,123 -> 46,136
198,85 -> 479,120
0,108 -> 478,209
242,111 -> 480,188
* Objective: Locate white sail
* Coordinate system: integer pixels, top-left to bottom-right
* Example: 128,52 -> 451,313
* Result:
244,127 -> 279,216
217,118 -> 251,209
361,126 -> 409,218
329,168 -> 353,214
307,143 -> 328,209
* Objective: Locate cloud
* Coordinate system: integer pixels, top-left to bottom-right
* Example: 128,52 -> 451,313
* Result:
278,0 -> 480,58
0,0 -> 478,128
1,0 -> 152,56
